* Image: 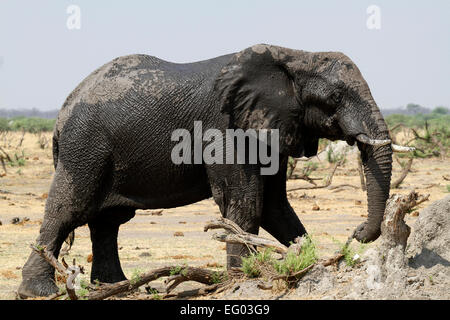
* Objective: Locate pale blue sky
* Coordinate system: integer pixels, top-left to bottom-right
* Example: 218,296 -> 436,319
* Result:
0,0 -> 449,111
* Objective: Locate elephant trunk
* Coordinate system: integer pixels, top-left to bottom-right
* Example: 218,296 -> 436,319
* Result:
354,101 -> 393,242
356,144 -> 392,241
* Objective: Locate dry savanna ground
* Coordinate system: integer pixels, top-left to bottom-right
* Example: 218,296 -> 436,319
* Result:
0,131 -> 449,300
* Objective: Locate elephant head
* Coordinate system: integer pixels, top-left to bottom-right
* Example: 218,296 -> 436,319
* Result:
215,44 -> 394,242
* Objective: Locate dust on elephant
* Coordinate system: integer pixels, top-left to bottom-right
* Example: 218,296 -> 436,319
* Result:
19,44 -> 394,298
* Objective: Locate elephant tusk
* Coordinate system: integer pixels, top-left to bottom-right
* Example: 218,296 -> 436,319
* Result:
391,144 -> 416,153
356,134 -> 391,147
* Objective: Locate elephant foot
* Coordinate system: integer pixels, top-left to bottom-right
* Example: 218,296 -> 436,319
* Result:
18,276 -> 58,299
90,267 -> 127,284
18,249 -> 60,299
226,243 -> 252,269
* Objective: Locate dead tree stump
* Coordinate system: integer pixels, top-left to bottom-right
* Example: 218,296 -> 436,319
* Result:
362,191 -> 429,294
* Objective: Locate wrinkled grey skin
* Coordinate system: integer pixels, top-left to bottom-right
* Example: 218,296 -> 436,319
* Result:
18,44 -> 392,298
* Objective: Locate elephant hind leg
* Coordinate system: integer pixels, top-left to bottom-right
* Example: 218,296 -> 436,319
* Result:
88,208 -> 135,284
18,161 -> 107,298
18,203 -> 88,299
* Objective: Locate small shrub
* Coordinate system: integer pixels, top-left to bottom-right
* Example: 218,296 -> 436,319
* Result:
241,249 -> 274,278
333,239 -> 369,267
242,236 -> 318,281
9,150 -> 26,167
76,287 -> 89,299
302,161 -> 318,177
286,157 -> 297,179
274,236 -> 317,275
169,265 -> 187,276
79,279 -> 90,289
211,271 -> 227,284
130,268 -> 144,285
5,117 -> 55,133
326,145 -> 347,164
146,287 -> 162,300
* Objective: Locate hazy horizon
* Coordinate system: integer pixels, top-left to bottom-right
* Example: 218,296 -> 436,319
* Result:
1,1 -> 449,111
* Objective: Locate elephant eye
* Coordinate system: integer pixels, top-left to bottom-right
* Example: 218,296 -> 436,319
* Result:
329,91 -> 343,105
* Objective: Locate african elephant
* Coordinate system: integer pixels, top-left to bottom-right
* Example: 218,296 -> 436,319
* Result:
19,44 -> 396,298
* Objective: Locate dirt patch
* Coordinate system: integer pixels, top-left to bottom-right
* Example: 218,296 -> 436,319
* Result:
0,270 -> 19,280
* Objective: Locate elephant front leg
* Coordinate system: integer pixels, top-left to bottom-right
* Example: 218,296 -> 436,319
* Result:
225,198 -> 262,268
209,167 -> 264,269
261,201 -> 307,247
260,157 -> 307,246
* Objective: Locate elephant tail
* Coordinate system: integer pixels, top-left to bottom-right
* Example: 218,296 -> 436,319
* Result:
52,125 -> 76,247
52,127 -> 59,170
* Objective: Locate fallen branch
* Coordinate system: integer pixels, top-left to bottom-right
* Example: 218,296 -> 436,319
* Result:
62,258 -> 84,300
287,161 -> 340,192
391,158 -> 413,189
206,217 -> 346,285
89,266 -> 226,300
212,232 -> 288,256
164,267 -> 227,293
164,281 -> 233,299
31,244 -> 84,300
204,218 -> 288,255
421,183 -> 440,189
30,245 -> 68,278
289,174 -> 319,186
31,244 -> 231,300
328,184 -> 359,190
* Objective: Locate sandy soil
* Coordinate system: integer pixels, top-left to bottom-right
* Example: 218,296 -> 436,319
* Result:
0,132 -> 448,300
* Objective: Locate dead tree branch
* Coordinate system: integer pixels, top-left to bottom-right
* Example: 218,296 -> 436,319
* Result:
204,218 -> 288,255
212,233 -> 287,255
164,267 -> 227,293
286,157 -> 298,180
0,146 -> 12,162
206,217 -> 347,284
89,266 -> 227,300
31,245 -> 84,300
164,281 -> 233,299
391,158 -> 413,189
379,191 -> 430,264
17,129 -> 26,148
287,161 -> 340,192
0,156 -> 6,175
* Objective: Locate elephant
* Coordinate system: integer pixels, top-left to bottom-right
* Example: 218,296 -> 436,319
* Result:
19,44 -> 398,298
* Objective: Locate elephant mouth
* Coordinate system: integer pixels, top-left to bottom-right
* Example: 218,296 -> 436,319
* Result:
345,136 -> 356,146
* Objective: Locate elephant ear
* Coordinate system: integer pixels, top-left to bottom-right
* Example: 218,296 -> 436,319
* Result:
214,44 -> 304,155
